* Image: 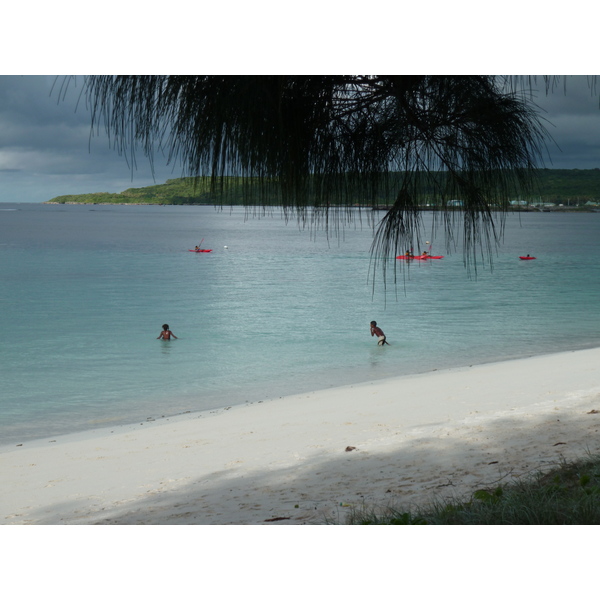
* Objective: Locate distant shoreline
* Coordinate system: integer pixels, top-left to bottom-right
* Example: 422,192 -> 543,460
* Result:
44,202 -> 175,206
44,201 -> 599,213
42,170 -> 600,209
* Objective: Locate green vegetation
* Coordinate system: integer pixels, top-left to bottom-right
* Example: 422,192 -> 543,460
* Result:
529,168 -> 600,205
47,177 -> 218,205
46,176 -> 285,205
46,169 -> 600,208
342,454 -> 600,525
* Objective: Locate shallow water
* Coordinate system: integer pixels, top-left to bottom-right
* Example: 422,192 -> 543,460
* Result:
1,203 -> 599,444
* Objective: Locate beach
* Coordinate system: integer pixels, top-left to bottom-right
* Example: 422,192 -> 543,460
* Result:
2,347 -> 599,525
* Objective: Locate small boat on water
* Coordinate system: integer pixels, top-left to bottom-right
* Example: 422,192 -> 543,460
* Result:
396,255 -> 444,260
190,238 -> 211,252
519,256 -> 536,260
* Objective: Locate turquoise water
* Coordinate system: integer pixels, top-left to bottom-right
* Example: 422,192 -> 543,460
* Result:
1,203 -> 599,445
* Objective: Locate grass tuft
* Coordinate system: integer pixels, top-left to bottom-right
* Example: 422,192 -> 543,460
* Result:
342,454 -> 600,525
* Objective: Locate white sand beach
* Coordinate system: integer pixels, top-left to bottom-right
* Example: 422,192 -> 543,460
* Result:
2,348 -> 600,525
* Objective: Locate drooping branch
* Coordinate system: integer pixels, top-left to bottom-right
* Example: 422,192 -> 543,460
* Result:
59,75 -> 557,281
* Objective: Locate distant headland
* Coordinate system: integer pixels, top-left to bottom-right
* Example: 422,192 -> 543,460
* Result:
45,169 -> 600,210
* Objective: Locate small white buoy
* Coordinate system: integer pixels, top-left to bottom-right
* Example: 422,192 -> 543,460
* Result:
224,246 -> 228,249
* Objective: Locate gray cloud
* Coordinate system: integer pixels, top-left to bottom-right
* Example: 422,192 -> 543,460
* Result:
529,76 -> 600,168
0,76 -> 176,202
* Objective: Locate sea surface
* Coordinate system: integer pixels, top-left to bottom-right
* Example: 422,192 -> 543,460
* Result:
1,203 -> 599,445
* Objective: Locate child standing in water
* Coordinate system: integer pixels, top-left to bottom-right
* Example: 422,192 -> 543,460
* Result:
157,324 -> 178,340
370,321 -> 389,346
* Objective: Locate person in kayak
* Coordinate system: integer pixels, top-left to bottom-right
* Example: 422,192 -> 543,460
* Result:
157,324 -> 178,340
370,321 -> 389,346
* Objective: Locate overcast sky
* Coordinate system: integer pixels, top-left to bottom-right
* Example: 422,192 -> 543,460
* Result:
1,75 -> 600,203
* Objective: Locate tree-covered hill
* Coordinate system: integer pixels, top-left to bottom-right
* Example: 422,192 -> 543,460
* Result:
45,169 -> 600,207
47,178 -> 218,205
529,169 -> 600,204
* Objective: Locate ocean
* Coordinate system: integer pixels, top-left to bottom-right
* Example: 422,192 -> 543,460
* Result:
1,203 -> 599,446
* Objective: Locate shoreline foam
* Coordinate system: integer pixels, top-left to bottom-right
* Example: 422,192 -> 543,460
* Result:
2,348 -> 599,525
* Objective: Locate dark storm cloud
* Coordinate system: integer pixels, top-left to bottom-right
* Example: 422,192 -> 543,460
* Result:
0,77 -> 91,157
0,76 -> 175,202
530,76 -> 600,168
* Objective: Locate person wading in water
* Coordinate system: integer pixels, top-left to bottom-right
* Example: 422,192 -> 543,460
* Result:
370,321 -> 389,346
157,324 -> 178,340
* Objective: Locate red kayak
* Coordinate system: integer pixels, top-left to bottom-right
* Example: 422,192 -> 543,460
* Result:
189,249 -> 213,253
519,256 -> 536,260
396,255 -> 443,260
